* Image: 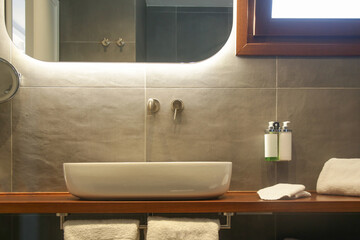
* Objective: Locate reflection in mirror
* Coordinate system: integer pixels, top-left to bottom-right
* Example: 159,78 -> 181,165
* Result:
6,0 -> 233,63
0,58 -> 20,103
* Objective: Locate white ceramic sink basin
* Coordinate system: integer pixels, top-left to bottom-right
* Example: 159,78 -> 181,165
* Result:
64,162 -> 232,200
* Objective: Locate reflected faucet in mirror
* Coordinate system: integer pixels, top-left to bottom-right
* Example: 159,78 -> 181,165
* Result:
101,38 -> 111,47
116,38 -> 126,48
6,0 -> 233,63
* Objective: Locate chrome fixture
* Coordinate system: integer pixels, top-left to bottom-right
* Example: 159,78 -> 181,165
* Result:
147,98 -> 160,113
56,212 -> 234,230
116,38 -> 125,48
220,212 -> 234,229
171,99 -> 184,120
101,38 -> 111,47
56,213 -> 68,230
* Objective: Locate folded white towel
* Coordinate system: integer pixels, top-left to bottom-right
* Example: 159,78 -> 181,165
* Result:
317,158 -> 360,197
257,183 -> 311,200
63,219 -> 139,240
146,217 -> 220,240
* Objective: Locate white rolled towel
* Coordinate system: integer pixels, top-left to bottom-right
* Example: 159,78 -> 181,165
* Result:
317,158 -> 360,197
146,217 -> 220,240
257,183 -> 311,200
63,219 -> 139,240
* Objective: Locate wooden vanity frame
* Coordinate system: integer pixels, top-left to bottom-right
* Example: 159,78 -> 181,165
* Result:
1,192 -> 359,213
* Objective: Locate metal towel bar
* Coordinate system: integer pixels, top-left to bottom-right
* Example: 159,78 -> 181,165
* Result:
56,212 -> 234,230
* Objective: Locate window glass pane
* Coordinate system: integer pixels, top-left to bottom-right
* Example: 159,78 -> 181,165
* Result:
272,0 -> 360,19
12,0 -> 25,52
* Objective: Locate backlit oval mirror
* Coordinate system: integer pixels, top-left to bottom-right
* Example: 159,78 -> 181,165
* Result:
5,0 -> 233,62
0,58 -> 20,103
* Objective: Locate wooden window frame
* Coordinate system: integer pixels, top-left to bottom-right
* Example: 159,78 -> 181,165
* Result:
236,0 -> 360,56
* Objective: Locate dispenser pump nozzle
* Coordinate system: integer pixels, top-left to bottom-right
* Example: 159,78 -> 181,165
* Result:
282,121 -> 290,130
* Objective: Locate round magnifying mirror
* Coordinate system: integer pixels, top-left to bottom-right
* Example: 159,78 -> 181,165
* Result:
0,58 -> 20,103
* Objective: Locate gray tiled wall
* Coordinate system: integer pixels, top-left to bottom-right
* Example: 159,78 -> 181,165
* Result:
4,57 -> 358,240
146,88 -> 277,190
60,0 -> 137,62
145,7 -> 232,62
11,88 -> 145,192
0,101 -> 11,192
277,89 -> 360,188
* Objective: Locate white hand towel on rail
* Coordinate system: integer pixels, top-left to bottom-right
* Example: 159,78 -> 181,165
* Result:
257,183 -> 311,200
317,158 -> 360,197
63,219 -> 139,240
146,217 -> 220,240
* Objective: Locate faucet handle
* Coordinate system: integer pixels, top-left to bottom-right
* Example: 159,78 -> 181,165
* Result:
101,38 -> 111,47
147,98 -> 160,113
171,99 -> 184,120
116,38 -> 125,47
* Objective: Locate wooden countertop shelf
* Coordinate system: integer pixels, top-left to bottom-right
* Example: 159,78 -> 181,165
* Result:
0,192 -> 359,214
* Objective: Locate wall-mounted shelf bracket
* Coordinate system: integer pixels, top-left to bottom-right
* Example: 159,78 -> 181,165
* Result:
56,213 -> 68,230
220,212 -> 234,229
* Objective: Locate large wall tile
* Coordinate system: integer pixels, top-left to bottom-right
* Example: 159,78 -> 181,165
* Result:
177,9 -> 231,62
221,214 -> 275,240
60,0 -> 135,42
277,89 -> 360,189
146,56 -> 276,88
145,6 -> 232,63
0,35 -> 9,60
278,57 -> 360,88
146,7 -> 177,62
276,213 -> 360,240
60,42 -> 136,62
0,214 -> 12,239
12,88 -> 145,191
0,101 -> 11,191
11,46 -> 146,87
146,88 -> 276,190
12,214 -> 61,240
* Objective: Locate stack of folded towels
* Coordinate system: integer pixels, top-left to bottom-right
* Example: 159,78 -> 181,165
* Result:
257,158 -> 360,200
146,216 -> 220,240
317,158 -> 360,197
257,183 -> 311,200
64,217 -> 220,240
63,219 -> 140,240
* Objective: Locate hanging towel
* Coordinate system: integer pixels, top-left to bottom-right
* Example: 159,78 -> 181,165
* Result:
63,219 -> 139,240
257,183 -> 311,200
146,217 -> 220,240
317,158 -> 360,197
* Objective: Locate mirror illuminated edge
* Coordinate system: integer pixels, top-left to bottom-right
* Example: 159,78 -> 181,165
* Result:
5,0 -> 233,63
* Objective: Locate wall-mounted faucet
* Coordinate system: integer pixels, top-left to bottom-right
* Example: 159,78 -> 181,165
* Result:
116,38 -> 125,48
171,99 -> 184,120
101,38 -> 111,47
100,38 -> 125,48
147,98 -> 184,120
147,98 -> 160,114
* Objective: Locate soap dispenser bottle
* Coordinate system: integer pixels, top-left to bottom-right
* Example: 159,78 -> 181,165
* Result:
264,121 -> 279,161
279,121 -> 292,161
